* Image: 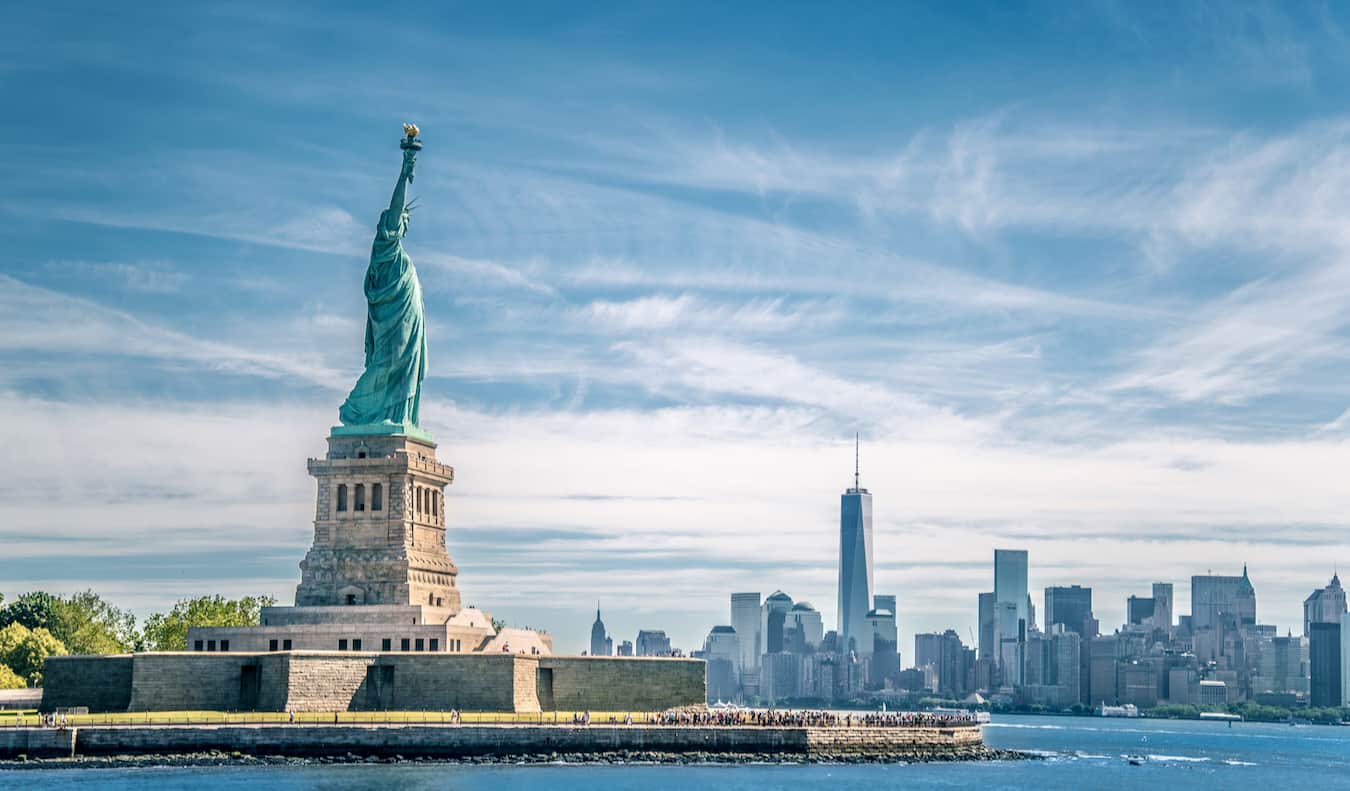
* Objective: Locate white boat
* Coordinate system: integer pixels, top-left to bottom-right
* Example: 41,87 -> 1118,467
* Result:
1098,703 -> 1139,718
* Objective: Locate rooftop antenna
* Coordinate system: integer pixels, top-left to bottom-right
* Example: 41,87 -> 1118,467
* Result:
854,432 -> 860,490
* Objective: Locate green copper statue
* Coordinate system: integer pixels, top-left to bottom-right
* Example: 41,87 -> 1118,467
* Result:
335,124 -> 429,439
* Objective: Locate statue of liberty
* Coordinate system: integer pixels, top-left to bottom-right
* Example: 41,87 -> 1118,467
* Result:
336,124 -> 429,437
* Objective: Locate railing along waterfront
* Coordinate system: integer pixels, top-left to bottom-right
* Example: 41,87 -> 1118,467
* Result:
0,710 -> 983,729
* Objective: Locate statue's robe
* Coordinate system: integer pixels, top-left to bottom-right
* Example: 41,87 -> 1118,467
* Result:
338,208 -> 426,428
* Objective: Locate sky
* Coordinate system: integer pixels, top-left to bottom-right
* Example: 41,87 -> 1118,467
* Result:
3,1 -> 1350,655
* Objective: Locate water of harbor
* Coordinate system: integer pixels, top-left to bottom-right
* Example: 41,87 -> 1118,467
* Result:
1,713 -> 1347,789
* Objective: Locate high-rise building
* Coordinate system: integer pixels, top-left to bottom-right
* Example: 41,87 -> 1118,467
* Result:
702,625 -> 740,702
1309,620 -> 1341,707
915,632 -> 944,675
789,602 -> 824,651
994,549 -> 1029,686
1023,625 -> 1081,707
1304,574 -> 1347,637
862,607 -> 899,685
1088,634 -> 1119,705
703,625 -> 739,667
838,436 -> 874,654
731,592 -> 762,677
978,592 -> 996,660
589,604 -> 612,657
1044,584 -> 1095,705
616,640 -> 633,657
1191,566 -> 1256,631
636,629 -> 672,657
1343,613 -> 1350,707
1252,632 -> 1308,699
1152,583 -> 1174,630
761,590 -> 794,655
1127,595 -> 1155,625
1044,585 -> 1095,636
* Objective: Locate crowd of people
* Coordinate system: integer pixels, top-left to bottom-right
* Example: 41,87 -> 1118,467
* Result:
568,709 -> 980,728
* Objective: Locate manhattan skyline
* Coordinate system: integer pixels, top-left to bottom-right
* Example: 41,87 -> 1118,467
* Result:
4,2 -> 1350,654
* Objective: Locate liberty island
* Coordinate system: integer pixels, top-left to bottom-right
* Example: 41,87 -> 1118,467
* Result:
6,128 -> 992,766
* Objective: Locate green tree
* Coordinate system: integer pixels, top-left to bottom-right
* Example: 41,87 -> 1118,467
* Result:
0,664 -> 24,689
140,595 -> 275,651
0,623 -> 67,686
50,591 -> 137,654
0,590 -> 137,655
0,592 -> 59,631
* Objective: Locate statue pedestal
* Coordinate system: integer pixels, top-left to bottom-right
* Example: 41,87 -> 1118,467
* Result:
298,431 -> 458,613
331,422 -> 435,444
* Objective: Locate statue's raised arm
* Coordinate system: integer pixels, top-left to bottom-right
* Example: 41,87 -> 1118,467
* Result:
335,124 -> 430,439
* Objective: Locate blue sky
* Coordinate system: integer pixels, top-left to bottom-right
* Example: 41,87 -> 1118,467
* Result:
4,1 -> 1350,654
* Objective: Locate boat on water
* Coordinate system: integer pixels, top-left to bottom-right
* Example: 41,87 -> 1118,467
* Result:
1126,754 -> 1147,766
1098,703 -> 1140,718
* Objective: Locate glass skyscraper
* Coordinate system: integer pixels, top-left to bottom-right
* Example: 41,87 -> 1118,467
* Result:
993,549 -> 1029,686
837,439 -> 873,654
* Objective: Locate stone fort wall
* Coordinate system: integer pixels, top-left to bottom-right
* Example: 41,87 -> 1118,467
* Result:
42,653 -> 703,714
540,656 -> 706,712
39,655 -> 134,713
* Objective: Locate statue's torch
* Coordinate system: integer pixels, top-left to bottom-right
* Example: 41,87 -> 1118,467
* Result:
401,122 -> 422,151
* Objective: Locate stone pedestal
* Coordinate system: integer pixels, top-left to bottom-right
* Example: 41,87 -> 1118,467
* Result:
296,432 -> 459,616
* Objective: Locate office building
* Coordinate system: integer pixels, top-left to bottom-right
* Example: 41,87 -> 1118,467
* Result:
1152,583 -> 1173,630
702,625 -> 740,702
1023,625 -> 1081,707
838,437 -> 874,654
994,549 -> 1029,686
1252,632 -> 1308,699
761,590 -> 794,655
589,605 -> 612,657
1309,620 -> 1341,707
862,607 -> 899,685
1127,595 -> 1155,626
978,592 -> 996,662
1191,567 -> 1256,630
616,640 -> 633,657
1044,585 -> 1094,636
789,602 -> 824,651
915,632 -> 944,676
730,592 -> 762,687
636,629 -> 672,657
1343,613 -> 1350,707
1304,574 -> 1347,637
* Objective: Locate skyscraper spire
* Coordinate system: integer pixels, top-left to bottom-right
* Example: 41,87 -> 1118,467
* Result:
854,432 -> 860,490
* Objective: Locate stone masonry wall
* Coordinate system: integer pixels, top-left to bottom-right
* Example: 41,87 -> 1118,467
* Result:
127,653 -> 268,712
40,655 -> 133,713
804,725 -> 983,752
540,657 -> 705,711
353,654 -> 535,712
45,723 -> 983,758
282,654 -> 371,712
0,728 -> 75,758
43,653 -> 702,714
